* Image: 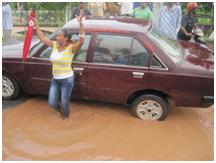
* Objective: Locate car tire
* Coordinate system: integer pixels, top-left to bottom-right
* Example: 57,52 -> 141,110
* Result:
2,74 -> 20,100
131,94 -> 169,121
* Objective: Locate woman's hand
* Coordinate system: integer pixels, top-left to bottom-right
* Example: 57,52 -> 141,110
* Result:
73,6 -> 84,51
33,17 -> 53,47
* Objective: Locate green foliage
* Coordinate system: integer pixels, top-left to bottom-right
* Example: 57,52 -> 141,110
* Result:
181,2 -> 213,16
197,2 -> 213,15
38,2 -> 68,10
9,2 -> 80,27
181,2 -> 214,25
9,2 -> 79,10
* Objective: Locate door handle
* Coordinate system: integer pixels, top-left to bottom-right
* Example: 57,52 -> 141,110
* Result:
73,67 -> 84,71
73,67 -> 84,75
132,72 -> 144,78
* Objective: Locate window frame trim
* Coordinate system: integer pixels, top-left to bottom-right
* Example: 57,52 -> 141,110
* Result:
150,53 -> 169,71
32,32 -> 93,63
92,32 -> 152,68
88,62 -> 149,70
92,32 -> 137,66
129,37 -> 151,67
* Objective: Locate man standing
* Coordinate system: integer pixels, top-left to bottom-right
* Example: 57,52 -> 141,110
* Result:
133,2 -> 153,30
133,2 -> 153,20
87,2 -> 107,17
2,2 -> 13,39
157,2 -> 182,39
118,2 -> 133,16
177,2 -> 198,41
71,2 -> 91,19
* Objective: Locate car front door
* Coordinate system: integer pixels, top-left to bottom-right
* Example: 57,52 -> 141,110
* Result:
86,33 -> 151,104
23,33 -> 57,94
25,33 -> 92,97
24,42 -> 52,94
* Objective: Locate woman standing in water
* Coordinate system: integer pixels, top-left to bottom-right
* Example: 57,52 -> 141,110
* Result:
33,6 -> 84,119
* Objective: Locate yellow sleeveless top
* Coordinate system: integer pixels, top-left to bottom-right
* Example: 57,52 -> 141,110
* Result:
50,41 -> 74,79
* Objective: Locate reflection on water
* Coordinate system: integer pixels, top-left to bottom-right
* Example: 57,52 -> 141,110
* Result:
2,98 -> 214,161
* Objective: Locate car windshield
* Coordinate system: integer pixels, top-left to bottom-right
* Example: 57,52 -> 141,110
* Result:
149,29 -> 183,64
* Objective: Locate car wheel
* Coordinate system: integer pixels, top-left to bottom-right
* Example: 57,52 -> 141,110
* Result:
131,94 -> 169,121
2,74 -> 20,100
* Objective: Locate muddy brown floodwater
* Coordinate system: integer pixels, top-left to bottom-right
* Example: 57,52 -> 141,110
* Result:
2,98 -> 214,161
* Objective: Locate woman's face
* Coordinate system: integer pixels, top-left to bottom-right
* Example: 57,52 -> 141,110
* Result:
56,31 -> 67,45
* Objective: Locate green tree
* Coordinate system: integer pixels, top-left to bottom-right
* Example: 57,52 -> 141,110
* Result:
9,2 -> 79,11
181,2 -> 213,16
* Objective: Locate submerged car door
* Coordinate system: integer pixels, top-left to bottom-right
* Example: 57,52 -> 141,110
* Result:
25,33 -> 92,97
24,42 -> 52,94
86,32 -> 151,104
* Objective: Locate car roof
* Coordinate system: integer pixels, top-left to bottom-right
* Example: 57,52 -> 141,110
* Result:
63,17 -> 150,34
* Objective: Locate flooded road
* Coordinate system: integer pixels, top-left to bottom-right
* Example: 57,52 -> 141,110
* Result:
2,97 -> 214,161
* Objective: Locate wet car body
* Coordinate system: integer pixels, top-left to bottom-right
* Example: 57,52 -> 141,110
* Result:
2,18 -> 214,120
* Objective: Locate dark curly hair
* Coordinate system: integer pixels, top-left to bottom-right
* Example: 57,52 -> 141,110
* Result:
61,29 -> 72,42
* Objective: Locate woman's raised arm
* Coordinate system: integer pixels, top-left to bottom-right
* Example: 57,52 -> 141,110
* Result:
34,18 -> 53,47
72,8 -> 84,51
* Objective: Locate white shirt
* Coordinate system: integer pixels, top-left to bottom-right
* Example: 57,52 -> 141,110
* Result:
2,4 -> 13,30
50,46 -> 74,80
118,2 -> 133,15
157,5 -> 182,40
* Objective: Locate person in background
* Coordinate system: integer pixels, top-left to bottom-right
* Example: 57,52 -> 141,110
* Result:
133,2 -> 153,11
2,2 -> 13,40
175,2 -> 182,10
33,5 -> 85,119
87,2 -> 107,17
177,2 -> 199,41
157,2 -> 182,40
106,2 -> 120,16
147,2 -> 153,12
133,2 -> 153,30
71,2 -> 90,19
118,2 -> 134,16
133,2 -> 153,20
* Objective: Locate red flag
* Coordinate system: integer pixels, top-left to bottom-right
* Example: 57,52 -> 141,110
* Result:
22,10 -> 36,61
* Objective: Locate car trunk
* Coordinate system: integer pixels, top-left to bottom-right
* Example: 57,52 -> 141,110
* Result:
178,41 -> 214,76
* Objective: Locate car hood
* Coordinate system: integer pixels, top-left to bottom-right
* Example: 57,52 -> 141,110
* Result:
2,38 -> 39,58
178,41 -> 214,75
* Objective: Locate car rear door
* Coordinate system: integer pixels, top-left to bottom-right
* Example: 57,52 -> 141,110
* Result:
86,32 -> 151,104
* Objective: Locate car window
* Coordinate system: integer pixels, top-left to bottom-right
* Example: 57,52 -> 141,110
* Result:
30,32 -> 56,57
29,42 -> 44,57
38,33 -> 92,61
40,47 -> 52,58
73,33 -> 92,62
93,34 -> 133,65
149,29 -> 183,64
129,39 -> 149,67
151,55 -> 166,69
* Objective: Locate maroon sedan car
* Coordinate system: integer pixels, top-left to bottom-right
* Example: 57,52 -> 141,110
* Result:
2,18 -> 214,121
